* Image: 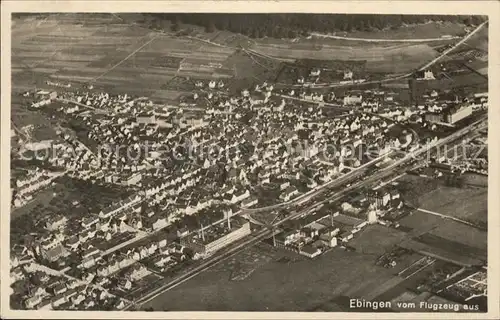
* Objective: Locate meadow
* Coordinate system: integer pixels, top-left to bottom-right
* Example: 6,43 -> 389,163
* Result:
12,14 -> 475,100
417,186 -> 487,224
142,246 -> 405,311
249,41 -> 440,74
11,14 -> 238,102
328,21 -> 468,40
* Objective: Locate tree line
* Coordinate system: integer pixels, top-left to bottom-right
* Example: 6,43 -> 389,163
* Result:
142,14 -> 486,38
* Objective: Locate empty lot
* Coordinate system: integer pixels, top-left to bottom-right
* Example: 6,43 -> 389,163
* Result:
142,244 -> 404,311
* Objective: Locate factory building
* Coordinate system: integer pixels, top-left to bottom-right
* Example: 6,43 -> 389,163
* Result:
180,216 -> 251,256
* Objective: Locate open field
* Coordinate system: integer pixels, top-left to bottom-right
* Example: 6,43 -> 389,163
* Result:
249,42 -> 439,73
11,96 -> 60,141
395,172 -> 487,265
398,210 -> 486,265
399,234 -> 485,267
417,186 -> 487,224
142,245 -> 405,311
11,14 -> 239,102
12,14 -> 480,97
349,224 -> 408,256
327,21 -> 468,40
454,25 -> 488,53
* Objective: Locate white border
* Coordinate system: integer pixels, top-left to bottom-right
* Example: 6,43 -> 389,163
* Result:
1,1 -> 499,319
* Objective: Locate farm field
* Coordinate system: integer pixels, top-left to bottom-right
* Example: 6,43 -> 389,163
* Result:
349,224 -> 408,256
398,210 -> 486,264
12,14 -> 478,98
456,25 -> 488,53
416,186 -> 487,224
142,245 -> 404,311
249,41 -> 439,73
10,95 -> 60,141
395,173 -> 487,265
11,14 -> 239,101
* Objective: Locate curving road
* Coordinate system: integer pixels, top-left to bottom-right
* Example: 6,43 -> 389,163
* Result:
310,32 -> 460,43
274,21 -> 488,89
418,20 -> 488,71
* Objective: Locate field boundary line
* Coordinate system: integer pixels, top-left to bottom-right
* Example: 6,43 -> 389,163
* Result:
311,32 -> 460,43
90,35 -> 160,83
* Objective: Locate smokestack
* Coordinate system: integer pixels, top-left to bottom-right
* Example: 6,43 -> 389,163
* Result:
227,214 -> 231,230
200,223 -> 205,242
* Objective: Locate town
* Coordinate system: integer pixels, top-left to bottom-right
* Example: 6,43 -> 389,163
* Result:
9,12 -> 489,313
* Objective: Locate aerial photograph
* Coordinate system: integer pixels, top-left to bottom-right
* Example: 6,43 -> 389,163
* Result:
8,12 -> 488,313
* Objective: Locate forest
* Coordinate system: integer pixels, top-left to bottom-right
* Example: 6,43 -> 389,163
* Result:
142,14 -> 487,38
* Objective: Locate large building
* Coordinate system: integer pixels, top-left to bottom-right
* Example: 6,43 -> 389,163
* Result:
136,113 -> 156,124
424,112 -> 444,123
343,94 -> 363,105
416,70 -> 435,81
180,216 -> 251,255
444,104 -> 473,124
424,103 -> 473,124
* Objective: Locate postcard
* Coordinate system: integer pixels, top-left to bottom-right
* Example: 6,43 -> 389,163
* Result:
1,1 -> 499,319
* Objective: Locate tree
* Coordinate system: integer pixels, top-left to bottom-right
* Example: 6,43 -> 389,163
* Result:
358,21 -> 365,31
205,20 -> 216,33
365,19 -> 372,31
139,13 -> 480,39
171,22 -> 179,32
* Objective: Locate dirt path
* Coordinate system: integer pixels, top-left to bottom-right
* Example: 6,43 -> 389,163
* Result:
311,32 -> 460,43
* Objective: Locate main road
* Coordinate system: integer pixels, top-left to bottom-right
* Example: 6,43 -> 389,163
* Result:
274,20 -> 488,89
418,20 -> 488,71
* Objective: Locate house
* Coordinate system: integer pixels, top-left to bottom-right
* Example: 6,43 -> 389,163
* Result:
65,235 -> 80,251
81,215 -> 99,229
41,244 -> 68,262
158,238 -> 168,248
25,295 -> 42,309
71,293 -> 86,305
65,279 -> 80,290
230,189 -> 250,204
390,190 -> 400,200
280,186 -> 299,202
299,245 -> 321,258
177,227 -> 190,238
417,70 -> 435,80
127,264 -> 149,281
340,231 -> 353,242
319,233 -> 338,248
53,283 -> 67,295
310,69 -> 321,77
274,229 -> 301,247
367,189 -> 391,208
301,227 -> 319,239
241,196 -> 258,208
115,300 -> 126,310
152,216 -> 169,231
118,278 -> 133,291
45,215 -> 68,231
343,94 -> 363,105
279,181 -> 291,191
153,255 -> 173,268
10,267 -> 25,283
97,265 -> 110,277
